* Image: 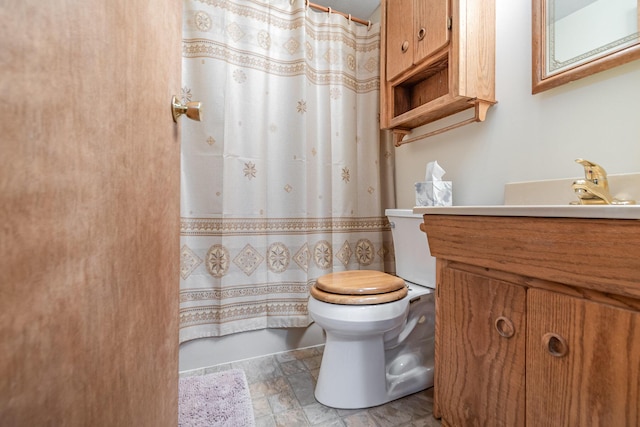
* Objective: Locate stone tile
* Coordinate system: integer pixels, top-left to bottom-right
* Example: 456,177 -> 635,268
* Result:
295,346 -> 323,356
255,414 -> 277,427
302,402 -> 340,425
252,396 -> 273,419
233,355 -> 283,384
280,359 -> 309,375
302,354 -> 323,370
406,415 -> 442,427
275,346 -> 323,363
423,387 -> 434,403
274,409 -> 310,427
368,402 -> 414,426
250,376 -> 293,399
315,419 -> 346,427
274,352 -> 299,364
335,408 -> 366,418
268,390 -> 302,414
388,391 -> 433,420
287,371 -> 318,406
341,411 -> 379,427
309,367 -> 321,381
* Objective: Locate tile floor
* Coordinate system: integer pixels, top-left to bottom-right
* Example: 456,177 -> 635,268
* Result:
180,345 -> 441,427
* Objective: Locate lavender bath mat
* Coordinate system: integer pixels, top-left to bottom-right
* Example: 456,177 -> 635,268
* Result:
179,369 -> 255,427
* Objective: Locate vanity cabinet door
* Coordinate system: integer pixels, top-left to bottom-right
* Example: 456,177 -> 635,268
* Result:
435,266 -> 526,426
527,289 -> 640,426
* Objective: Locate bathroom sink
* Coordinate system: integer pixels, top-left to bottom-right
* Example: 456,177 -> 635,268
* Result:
413,205 -> 640,219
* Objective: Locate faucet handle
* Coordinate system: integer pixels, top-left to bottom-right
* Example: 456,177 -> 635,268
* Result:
575,158 -> 608,187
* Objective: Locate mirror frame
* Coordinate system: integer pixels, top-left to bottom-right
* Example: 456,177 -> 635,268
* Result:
532,0 -> 640,94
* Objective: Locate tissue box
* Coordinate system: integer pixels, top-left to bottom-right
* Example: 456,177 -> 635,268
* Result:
415,181 -> 453,206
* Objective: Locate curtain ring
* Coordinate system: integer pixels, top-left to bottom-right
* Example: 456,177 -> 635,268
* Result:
305,0 -> 309,10
348,14 -> 352,22
289,0 -> 294,5
367,20 -> 372,30
328,7 -> 332,15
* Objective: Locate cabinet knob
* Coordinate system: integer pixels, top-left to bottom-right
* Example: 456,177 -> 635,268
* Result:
542,332 -> 568,358
417,27 -> 426,41
494,316 -> 515,338
401,40 -> 409,53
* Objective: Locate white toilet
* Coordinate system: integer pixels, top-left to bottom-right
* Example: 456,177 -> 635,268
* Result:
308,209 -> 436,409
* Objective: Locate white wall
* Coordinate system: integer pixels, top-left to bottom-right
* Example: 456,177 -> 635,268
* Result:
394,1 -> 640,208
179,1 -> 640,372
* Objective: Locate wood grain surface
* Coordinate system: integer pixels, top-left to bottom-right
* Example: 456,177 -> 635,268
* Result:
435,266 -> 526,426
0,1 -> 181,425
422,215 -> 640,298
424,214 -> 640,426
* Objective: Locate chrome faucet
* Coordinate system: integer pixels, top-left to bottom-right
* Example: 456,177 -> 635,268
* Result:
571,158 -> 635,205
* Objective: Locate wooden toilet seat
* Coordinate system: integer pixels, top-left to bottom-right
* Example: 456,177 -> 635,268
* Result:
311,270 -> 407,305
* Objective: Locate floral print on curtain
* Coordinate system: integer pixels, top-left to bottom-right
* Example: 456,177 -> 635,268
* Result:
179,0 -> 395,341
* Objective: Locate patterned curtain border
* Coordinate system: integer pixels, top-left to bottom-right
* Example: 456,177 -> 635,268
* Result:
181,216 -> 391,236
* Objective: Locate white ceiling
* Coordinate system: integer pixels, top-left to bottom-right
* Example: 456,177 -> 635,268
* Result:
319,0 -> 380,21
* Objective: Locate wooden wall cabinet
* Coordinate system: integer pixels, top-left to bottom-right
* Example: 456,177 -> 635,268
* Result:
380,0 -> 496,145
421,215 -> 640,426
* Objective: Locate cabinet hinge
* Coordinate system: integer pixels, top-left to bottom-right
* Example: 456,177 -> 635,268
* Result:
447,16 -> 452,30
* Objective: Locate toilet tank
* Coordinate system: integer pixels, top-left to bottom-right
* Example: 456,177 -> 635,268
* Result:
385,209 -> 436,288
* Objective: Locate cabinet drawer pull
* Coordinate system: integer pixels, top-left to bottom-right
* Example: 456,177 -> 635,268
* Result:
417,27 -> 426,41
494,316 -> 515,338
401,40 -> 409,53
542,332 -> 568,358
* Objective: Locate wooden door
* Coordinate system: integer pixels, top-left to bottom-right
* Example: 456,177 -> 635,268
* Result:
527,289 -> 640,426
0,1 -> 181,425
414,0 -> 450,65
435,265 -> 526,426
385,0 -> 415,81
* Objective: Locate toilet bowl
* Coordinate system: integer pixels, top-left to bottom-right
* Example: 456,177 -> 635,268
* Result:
308,209 -> 436,409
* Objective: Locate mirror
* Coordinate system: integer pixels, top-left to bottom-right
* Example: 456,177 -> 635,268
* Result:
533,0 -> 640,94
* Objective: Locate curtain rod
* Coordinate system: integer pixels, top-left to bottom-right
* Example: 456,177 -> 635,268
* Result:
301,0 -> 372,27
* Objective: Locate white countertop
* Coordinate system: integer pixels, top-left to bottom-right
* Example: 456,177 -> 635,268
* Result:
413,205 -> 640,219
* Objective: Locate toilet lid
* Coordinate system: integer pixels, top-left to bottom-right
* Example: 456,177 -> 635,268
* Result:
311,271 -> 407,305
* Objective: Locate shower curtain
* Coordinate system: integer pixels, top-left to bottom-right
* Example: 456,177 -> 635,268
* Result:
179,0 -> 395,341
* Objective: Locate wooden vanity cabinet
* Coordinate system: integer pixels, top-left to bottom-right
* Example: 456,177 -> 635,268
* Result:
380,0 -> 495,145
422,215 -> 640,427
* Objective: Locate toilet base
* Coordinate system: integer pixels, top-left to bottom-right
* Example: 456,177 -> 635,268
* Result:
314,336 -> 434,409
314,335 -> 389,409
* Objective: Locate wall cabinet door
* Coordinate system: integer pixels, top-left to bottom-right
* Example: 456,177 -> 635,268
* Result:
385,0 -> 414,81
527,289 -> 640,426
385,0 -> 450,81
436,267 -> 526,426
413,0 -> 450,65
